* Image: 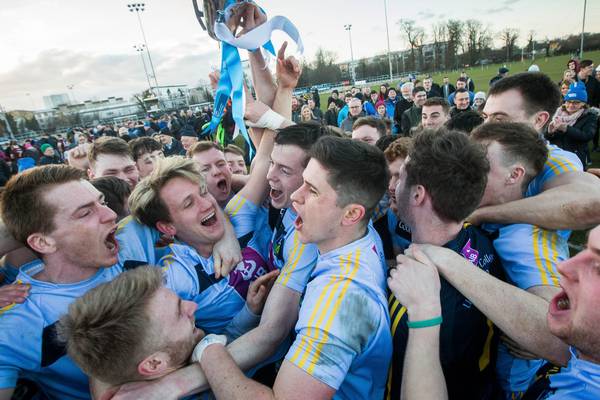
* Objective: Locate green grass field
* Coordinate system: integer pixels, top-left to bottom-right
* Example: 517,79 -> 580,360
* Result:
317,50 -> 600,108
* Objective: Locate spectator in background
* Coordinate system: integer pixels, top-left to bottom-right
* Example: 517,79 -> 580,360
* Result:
179,125 -> 198,153
369,91 -> 379,109
401,86 -> 427,136
378,84 -> 388,102
567,58 -> 580,75
337,92 -> 355,127
448,78 -> 474,106
324,101 -> 339,127
129,137 -> 164,179
459,70 -> 475,92
87,136 -> 139,189
351,117 -> 387,146
561,69 -> 577,86
547,82 -> 598,168
423,76 -> 442,98
311,87 -> 320,109
38,144 -> 61,166
224,144 -> 247,175
441,76 -> 455,100
291,96 -> 301,123
160,129 -> 185,157
394,82 -> 415,134
490,67 -> 510,87
559,80 -> 571,99
327,90 -> 345,109
300,104 -> 317,123
375,100 -> 388,120
449,89 -> 472,118
385,88 -> 399,120
473,92 -> 486,111
341,97 -> 366,134
307,98 -> 323,121
577,59 -> 600,108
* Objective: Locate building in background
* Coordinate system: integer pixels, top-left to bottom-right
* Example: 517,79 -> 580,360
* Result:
43,93 -> 71,109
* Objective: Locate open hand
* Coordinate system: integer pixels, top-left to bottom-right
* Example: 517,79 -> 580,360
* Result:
246,269 -> 279,314
276,42 -> 302,90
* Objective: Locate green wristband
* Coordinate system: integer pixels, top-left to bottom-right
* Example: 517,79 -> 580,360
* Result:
407,316 -> 443,329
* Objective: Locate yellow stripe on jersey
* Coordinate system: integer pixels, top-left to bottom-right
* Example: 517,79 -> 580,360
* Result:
278,234 -> 306,286
0,302 -> 17,317
548,232 -> 560,287
541,230 -> 560,287
289,255 -> 350,365
478,319 -> 495,371
532,227 -> 549,286
306,250 -> 361,374
386,303 -> 407,400
548,154 -> 577,173
224,196 -> 246,217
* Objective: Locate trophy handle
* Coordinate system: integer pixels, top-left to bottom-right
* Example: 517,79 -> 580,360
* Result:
192,0 -> 207,31
193,0 -> 227,40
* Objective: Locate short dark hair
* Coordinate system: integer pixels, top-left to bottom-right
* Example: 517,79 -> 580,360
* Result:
128,137 -> 163,162
344,92 -> 353,99
88,137 -> 131,166
447,110 -> 484,133
187,140 -> 224,158
457,77 -> 468,84
274,123 -> 337,167
405,130 -> 489,222
352,117 -> 386,138
1,165 -> 86,245
488,72 -> 561,117
422,97 -> 450,114
471,122 -> 548,188
375,135 -> 397,152
413,86 -> 426,96
224,144 -> 245,158
90,176 -> 132,220
580,59 -> 593,69
455,88 -> 468,95
384,137 -> 413,162
309,136 -> 389,221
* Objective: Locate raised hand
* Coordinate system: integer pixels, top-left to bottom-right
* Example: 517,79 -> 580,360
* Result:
276,42 -> 302,90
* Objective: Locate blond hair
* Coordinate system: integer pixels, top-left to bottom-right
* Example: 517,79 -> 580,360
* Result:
58,266 -> 164,385
128,156 -> 205,228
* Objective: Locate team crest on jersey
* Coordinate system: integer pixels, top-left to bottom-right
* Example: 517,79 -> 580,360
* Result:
228,247 -> 276,299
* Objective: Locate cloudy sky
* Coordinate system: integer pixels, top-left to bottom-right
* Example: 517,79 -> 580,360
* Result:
0,0 -> 596,110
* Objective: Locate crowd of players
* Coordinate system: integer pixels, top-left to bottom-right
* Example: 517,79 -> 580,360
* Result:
2,7 -> 600,400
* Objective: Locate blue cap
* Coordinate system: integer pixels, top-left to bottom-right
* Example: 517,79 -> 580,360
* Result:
565,82 -> 588,103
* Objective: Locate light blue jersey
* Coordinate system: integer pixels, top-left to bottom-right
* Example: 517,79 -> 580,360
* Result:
116,216 -> 172,269
486,223 -> 568,398
286,226 -> 392,399
523,348 -> 600,399
526,145 -> 582,198
269,208 -> 319,294
0,261 -> 122,400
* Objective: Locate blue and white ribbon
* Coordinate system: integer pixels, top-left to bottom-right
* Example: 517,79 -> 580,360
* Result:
205,0 -> 303,158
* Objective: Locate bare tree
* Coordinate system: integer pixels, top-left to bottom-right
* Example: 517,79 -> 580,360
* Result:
431,22 -> 447,70
527,30 -> 536,59
464,19 -> 483,65
446,20 -> 463,69
500,28 -> 520,62
398,19 -> 425,71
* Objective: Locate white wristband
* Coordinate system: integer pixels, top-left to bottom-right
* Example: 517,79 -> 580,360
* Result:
191,334 -> 227,363
246,109 -> 286,131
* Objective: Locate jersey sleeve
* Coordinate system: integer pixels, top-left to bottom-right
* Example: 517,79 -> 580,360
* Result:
494,224 -> 566,289
159,245 -> 201,300
0,308 -> 42,390
275,231 -> 318,294
116,216 -> 165,268
525,146 -> 583,197
286,284 -> 380,390
225,194 -> 260,242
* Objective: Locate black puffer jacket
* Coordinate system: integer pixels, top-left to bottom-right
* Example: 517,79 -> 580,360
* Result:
547,109 -> 598,167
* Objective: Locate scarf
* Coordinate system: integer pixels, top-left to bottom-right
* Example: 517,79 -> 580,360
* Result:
552,106 -> 586,127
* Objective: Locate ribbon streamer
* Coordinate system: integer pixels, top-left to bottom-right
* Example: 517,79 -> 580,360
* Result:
204,0 -> 303,158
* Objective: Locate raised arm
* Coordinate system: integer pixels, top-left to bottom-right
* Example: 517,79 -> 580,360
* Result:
412,244 -> 570,366
470,171 -> 600,230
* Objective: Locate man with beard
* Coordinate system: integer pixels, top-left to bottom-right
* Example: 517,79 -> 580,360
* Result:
386,130 -> 503,399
